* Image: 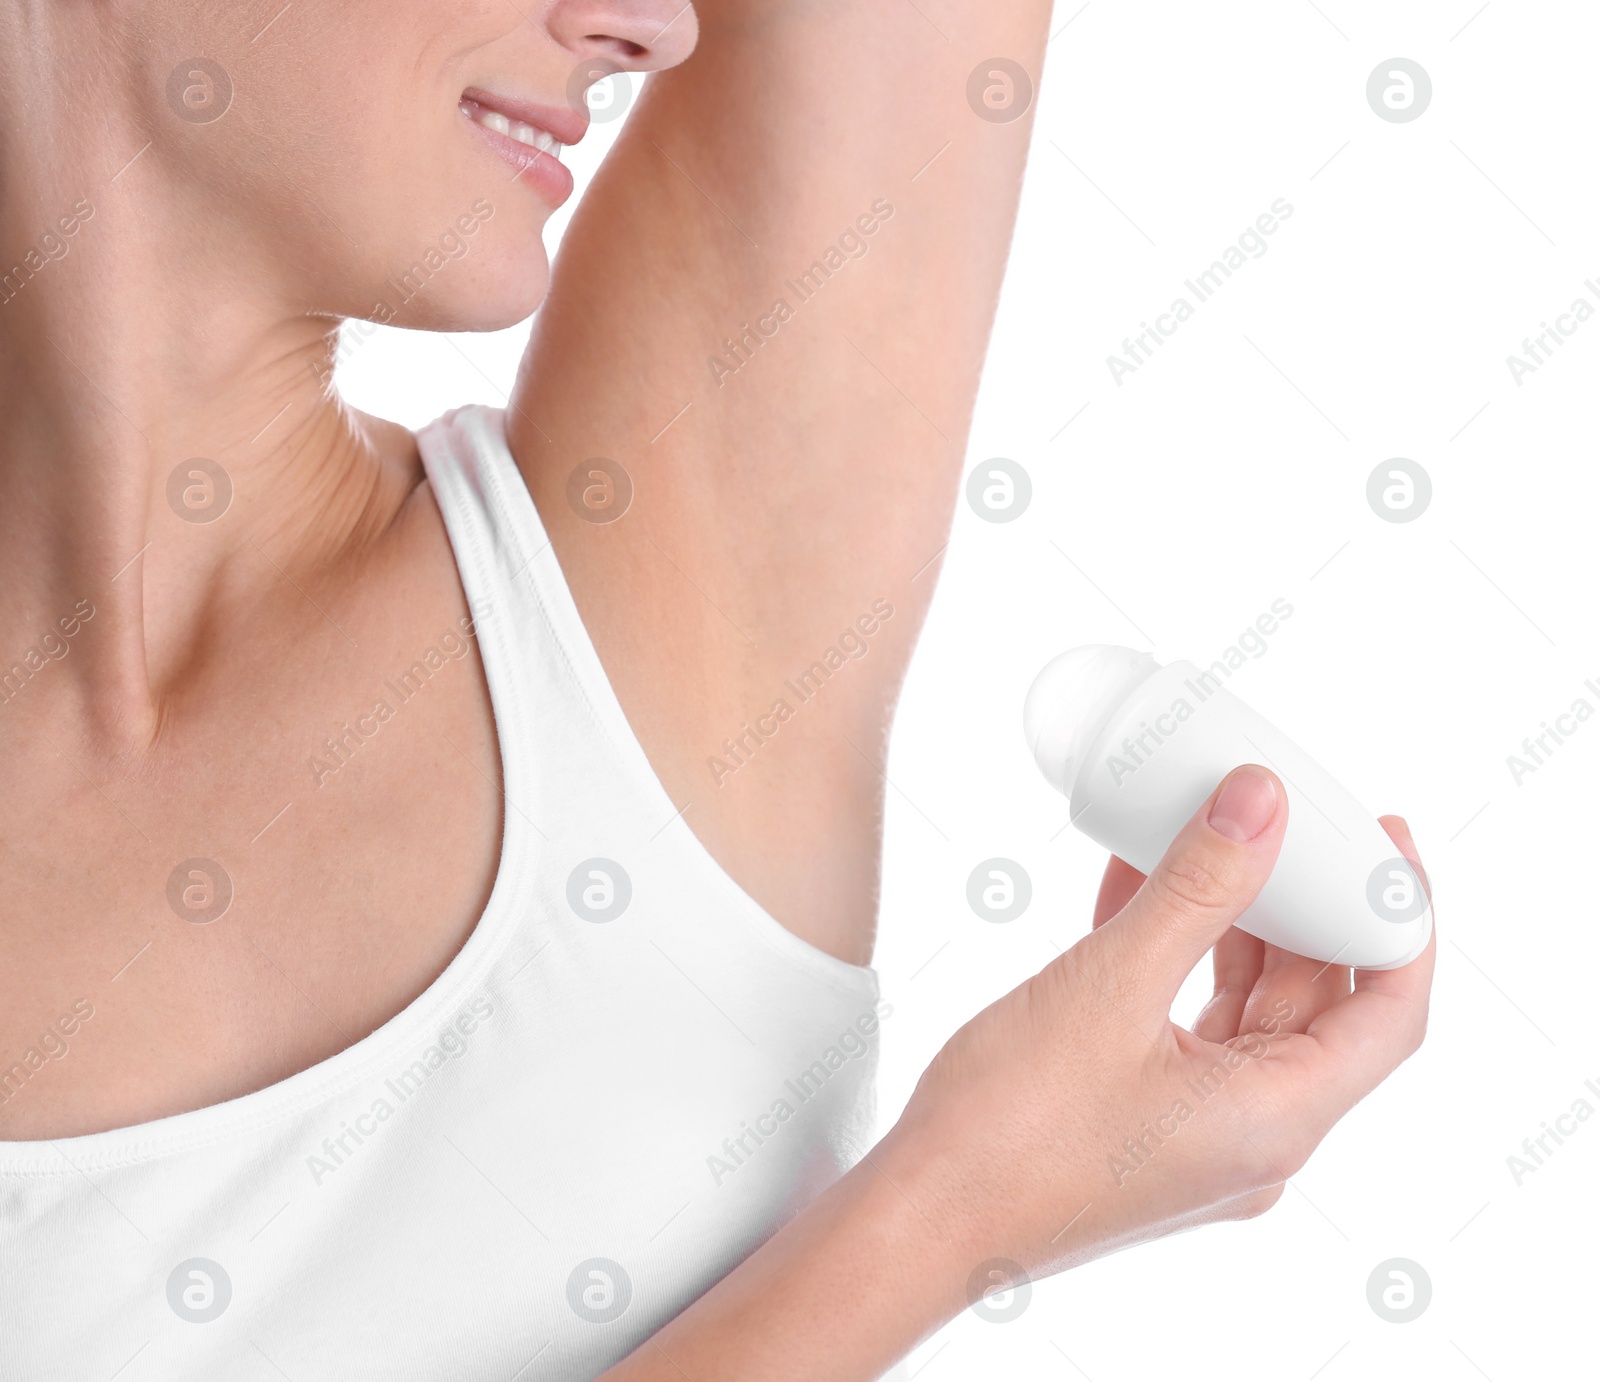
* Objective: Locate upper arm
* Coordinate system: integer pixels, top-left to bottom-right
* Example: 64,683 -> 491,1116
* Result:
508,0 -> 1054,956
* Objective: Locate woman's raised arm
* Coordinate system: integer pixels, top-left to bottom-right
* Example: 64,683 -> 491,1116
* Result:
507,0 -> 1055,963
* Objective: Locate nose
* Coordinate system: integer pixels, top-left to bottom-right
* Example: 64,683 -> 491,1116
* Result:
547,0 -> 699,75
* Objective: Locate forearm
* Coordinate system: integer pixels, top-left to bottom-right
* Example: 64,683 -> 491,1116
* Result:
594,1133 -> 972,1382
636,0 -> 1055,374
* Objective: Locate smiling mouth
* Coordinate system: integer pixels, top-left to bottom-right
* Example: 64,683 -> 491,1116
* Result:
459,95 -> 566,160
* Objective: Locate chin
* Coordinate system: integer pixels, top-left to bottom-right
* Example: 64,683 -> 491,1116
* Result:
374,236 -> 551,333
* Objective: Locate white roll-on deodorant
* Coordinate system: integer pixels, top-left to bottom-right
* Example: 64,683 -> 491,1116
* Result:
1024,646 -> 1431,969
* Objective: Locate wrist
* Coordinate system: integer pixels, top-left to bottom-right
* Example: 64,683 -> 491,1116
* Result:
875,1096 -> 1105,1290
839,1133 -> 980,1340
875,1115 -> 992,1255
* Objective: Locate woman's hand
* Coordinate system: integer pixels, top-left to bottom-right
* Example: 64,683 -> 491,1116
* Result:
881,763 -> 1435,1287
602,765 -> 1434,1380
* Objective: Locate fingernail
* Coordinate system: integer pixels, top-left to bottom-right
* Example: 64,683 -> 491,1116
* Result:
1208,766 -> 1279,842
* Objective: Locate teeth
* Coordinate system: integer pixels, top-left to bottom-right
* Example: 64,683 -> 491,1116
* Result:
463,101 -> 564,160
510,121 -> 561,156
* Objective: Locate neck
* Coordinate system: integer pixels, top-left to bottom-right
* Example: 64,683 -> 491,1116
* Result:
0,166 -> 408,757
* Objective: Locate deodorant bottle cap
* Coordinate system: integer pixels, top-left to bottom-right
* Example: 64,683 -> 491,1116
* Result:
1023,645 -> 1161,795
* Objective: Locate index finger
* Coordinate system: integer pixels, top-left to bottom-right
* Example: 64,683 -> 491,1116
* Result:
1092,855 -> 1145,930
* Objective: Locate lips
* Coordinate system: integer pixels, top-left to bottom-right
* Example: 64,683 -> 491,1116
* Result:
460,86 -> 592,152
459,87 -> 589,204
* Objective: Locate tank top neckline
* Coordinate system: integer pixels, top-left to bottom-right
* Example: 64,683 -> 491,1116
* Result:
0,404 -> 874,1177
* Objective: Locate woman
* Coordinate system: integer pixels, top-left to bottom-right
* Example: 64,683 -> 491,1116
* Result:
0,1 -> 1433,1377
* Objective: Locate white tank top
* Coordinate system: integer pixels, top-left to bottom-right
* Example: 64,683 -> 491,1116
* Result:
0,404 -> 887,1379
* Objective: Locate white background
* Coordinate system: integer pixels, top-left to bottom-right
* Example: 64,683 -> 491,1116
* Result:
343,2 -> 1596,1377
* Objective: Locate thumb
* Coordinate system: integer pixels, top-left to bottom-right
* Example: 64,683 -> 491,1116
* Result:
1096,764 -> 1287,1015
